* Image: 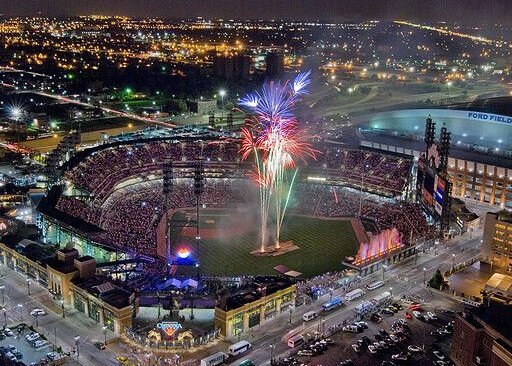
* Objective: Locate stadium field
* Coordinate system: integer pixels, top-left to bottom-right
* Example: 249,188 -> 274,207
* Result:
180,215 -> 359,278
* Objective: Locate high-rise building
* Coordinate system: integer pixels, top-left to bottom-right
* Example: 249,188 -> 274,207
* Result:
451,304 -> 512,366
213,55 -> 251,80
482,211 -> 512,271
265,51 -> 284,79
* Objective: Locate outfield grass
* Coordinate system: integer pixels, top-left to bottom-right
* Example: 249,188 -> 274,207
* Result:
182,215 -> 359,278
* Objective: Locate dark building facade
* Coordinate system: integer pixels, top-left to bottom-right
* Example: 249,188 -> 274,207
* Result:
213,54 -> 251,80
451,304 -> 512,366
265,51 -> 284,79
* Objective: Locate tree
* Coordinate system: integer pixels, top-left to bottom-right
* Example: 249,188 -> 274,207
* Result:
428,269 -> 447,289
164,99 -> 188,114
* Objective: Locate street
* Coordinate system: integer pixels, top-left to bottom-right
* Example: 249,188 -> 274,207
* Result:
228,230 -> 481,365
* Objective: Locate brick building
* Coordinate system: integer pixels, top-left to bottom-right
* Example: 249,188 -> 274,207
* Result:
451,304 -> 512,366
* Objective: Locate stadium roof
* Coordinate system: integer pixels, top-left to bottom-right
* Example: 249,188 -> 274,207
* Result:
443,96 -> 512,117
361,131 -> 512,170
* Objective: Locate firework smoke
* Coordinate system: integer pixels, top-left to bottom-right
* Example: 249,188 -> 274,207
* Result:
240,71 -> 317,252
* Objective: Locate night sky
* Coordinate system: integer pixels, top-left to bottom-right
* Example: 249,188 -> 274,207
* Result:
2,0 -> 512,24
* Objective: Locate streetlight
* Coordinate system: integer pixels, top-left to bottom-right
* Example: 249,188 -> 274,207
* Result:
289,307 -> 293,323
74,335 -> 80,359
423,267 -> 427,285
0,285 -> 5,304
26,279 -> 31,295
269,344 -> 275,365
359,164 -> 369,217
382,264 -> 388,280
219,89 -> 226,120
2,308 -> 6,327
389,287 -> 393,296
452,253 -> 456,271
102,325 -> 108,346
60,299 -> 65,318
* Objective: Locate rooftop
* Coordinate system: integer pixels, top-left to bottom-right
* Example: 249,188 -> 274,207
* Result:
495,210 -> 512,224
46,258 -> 77,274
444,96 -> 512,118
218,276 -> 295,311
361,131 -> 512,169
72,275 -> 134,309
473,303 -> 512,348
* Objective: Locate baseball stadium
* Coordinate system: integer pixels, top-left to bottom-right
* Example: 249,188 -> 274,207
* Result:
36,125 -> 430,281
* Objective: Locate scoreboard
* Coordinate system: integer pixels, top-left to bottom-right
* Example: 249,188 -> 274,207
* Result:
417,157 -> 449,219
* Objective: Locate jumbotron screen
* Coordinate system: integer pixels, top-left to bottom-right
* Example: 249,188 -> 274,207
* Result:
417,158 -> 446,218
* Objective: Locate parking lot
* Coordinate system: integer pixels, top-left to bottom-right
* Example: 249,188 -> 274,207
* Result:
276,298 -> 459,366
0,323 -> 65,366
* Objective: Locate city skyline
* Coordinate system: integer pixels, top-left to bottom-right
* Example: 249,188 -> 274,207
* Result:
2,0 -> 512,25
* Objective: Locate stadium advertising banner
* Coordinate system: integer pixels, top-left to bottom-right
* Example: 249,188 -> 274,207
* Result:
434,176 -> 446,216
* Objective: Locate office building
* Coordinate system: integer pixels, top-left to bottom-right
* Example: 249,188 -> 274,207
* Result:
482,211 -> 512,271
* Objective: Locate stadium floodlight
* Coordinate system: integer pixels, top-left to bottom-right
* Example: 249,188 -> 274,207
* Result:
8,105 -> 23,121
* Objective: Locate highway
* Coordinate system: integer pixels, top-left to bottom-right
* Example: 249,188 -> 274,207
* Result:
0,68 -> 176,128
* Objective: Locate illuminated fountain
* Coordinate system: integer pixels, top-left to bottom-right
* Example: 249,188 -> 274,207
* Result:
353,227 -> 403,266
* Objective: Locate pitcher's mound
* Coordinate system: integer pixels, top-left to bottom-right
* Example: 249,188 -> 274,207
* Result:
250,241 -> 299,257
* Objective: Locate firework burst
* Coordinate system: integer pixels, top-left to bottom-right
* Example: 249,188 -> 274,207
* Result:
240,71 -> 317,252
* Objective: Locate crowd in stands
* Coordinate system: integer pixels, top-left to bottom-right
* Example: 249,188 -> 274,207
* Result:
295,184 -> 434,241
54,138 -> 427,258
313,148 -> 413,196
65,141 -> 241,201
57,179 -> 249,256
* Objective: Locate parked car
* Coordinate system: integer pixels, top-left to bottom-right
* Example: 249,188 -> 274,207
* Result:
94,341 -> 106,350
47,351 -> 60,360
389,334 -> 399,343
297,349 -> 314,357
391,352 -> 409,361
30,309 -> 46,316
433,351 -> 445,360
3,328 -> 14,337
412,310 -> 422,318
368,345 -> 377,354
25,332 -> 40,342
351,344 -> 361,353
427,312 -> 438,320
33,339 -> 48,348
408,345 -> 422,353
370,313 -> 383,323
354,321 -> 368,329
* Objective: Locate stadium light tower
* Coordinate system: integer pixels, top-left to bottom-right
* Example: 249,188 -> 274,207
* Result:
8,105 -> 23,121
163,160 -> 173,275
219,89 -> 226,120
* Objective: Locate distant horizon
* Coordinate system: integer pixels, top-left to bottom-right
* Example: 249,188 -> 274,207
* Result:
1,0 -> 512,26
0,15 -> 506,30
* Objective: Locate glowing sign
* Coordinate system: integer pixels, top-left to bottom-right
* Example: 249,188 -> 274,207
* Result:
156,321 -> 183,338
177,247 -> 191,259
